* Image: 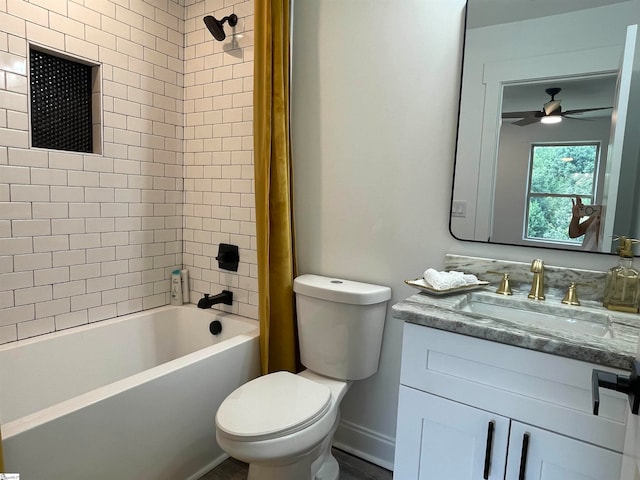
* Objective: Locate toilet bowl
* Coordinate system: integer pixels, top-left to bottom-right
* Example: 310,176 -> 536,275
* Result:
216,370 -> 350,480
214,274 -> 391,480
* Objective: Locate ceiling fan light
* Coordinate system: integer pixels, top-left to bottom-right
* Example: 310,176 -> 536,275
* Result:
541,115 -> 562,124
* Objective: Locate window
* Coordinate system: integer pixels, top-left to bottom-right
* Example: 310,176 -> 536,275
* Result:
525,143 -> 600,244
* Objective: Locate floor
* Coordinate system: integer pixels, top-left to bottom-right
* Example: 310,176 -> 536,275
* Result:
198,448 -> 393,480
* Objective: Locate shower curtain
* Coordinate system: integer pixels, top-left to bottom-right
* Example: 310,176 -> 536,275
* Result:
254,0 -> 300,375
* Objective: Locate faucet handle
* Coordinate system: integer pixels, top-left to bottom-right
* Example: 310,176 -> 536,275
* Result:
486,271 -> 513,296
561,282 -> 595,306
562,282 -> 580,306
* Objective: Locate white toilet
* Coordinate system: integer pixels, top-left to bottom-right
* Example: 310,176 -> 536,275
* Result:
215,274 -> 391,480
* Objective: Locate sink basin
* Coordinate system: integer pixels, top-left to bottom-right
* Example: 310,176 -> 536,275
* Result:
455,293 -> 613,338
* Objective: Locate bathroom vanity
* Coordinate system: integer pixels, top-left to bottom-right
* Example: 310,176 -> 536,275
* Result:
392,256 -> 640,480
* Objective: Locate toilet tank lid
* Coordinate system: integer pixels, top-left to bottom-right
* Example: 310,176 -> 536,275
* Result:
293,274 -> 391,305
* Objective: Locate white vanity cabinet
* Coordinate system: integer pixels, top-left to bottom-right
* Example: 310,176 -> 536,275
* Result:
394,323 -> 628,480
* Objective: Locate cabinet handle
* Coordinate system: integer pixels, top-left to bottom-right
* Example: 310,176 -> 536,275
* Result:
518,432 -> 530,480
483,421 -> 495,479
592,360 -> 640,416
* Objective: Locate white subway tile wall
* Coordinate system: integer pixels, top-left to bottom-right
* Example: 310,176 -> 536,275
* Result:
183,0 -> 257,320
0,0 -> 257,345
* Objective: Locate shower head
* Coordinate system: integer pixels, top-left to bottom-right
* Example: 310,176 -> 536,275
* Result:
203,14 -> 238,41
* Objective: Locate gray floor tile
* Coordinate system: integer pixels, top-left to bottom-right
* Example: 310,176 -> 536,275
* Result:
198,448 -> 392,480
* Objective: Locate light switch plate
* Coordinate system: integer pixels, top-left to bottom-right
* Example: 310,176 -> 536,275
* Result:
451,200 -> 467,217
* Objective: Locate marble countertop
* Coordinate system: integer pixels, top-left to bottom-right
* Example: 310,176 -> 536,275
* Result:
392,286 -> 640,371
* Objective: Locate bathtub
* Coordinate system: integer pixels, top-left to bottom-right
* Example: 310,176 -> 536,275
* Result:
0,305 -> 260,480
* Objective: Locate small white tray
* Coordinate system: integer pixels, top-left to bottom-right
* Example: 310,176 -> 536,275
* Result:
405,277 -> 489,296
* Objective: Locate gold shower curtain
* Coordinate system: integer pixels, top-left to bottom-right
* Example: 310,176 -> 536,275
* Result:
254,0 -> 300,374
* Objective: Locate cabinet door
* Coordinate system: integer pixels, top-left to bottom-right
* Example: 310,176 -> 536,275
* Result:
394,386 -> 509,480
505,422 -> 622,480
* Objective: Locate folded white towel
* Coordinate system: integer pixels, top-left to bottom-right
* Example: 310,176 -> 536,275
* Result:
423,268 -> 479,290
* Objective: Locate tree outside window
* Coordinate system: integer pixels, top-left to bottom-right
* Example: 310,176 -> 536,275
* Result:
525,143 -> 600,244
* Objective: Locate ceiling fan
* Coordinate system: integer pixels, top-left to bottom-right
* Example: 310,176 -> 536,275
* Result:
501,87 -> 612,126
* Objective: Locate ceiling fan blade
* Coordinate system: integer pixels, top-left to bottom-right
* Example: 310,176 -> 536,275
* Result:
513,116 -> 541,126
562,115 -> 593,122
502,110 -> 540,118
562,107 -> 612,115
543,100 -> 561,115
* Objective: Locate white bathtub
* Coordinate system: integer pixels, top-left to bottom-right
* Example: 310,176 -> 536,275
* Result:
0,305 -> 260,480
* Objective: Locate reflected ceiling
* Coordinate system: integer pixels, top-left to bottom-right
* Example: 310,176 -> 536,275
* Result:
468,0 -> 631,28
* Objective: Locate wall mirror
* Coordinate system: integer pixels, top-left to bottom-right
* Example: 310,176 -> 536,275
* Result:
450,0 -> 640,254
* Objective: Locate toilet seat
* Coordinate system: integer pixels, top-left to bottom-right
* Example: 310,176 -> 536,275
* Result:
216,371 -> 332,442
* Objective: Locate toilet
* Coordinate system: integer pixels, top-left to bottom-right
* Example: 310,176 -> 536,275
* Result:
215,274 -> 391,480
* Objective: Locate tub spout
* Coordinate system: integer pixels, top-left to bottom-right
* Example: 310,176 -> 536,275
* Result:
198,290 -> 233,308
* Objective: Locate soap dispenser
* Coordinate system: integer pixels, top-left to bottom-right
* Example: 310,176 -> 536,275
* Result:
603,236 -> 640,313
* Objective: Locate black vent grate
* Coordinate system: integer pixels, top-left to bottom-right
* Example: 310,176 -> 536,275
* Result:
30,49 -> 93,153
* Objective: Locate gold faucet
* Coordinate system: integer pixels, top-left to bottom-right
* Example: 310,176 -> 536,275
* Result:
528,259 -> 545,300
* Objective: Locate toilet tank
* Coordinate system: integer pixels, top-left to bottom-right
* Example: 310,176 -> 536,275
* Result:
293,274 -> 391,380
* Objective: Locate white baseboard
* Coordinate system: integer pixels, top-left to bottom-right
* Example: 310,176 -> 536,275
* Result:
333,419 -> 395,471
185,453 -> 229,480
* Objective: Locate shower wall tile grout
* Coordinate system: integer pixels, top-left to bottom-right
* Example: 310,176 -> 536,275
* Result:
0,0 -> 257,345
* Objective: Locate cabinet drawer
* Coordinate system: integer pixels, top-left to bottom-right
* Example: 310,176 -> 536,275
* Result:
400,323 -> 628,451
